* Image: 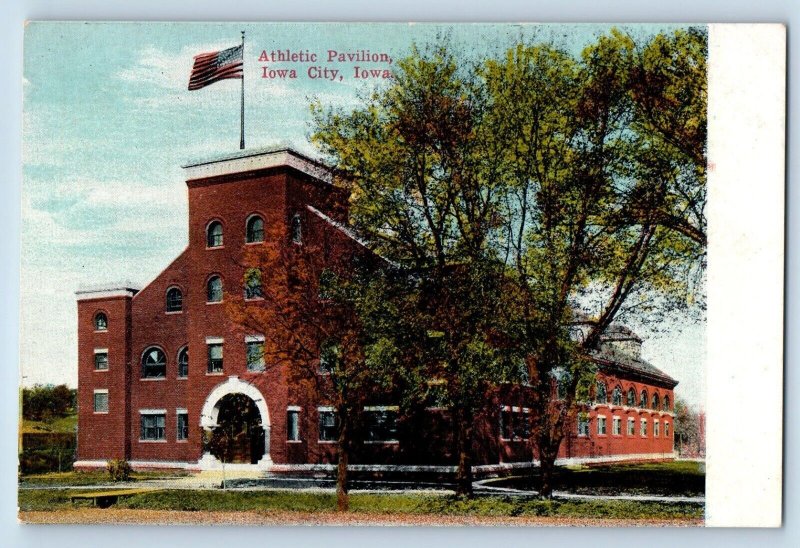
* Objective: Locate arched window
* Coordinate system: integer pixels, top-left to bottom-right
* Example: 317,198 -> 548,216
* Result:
246,215 -> 264,243
291,214 -> 302,244
627,387 -> 636,407
551,367 -> 570,400
652,393 -> 660,410
595,381 -> 608,404
639,389 -> 648,409
243,268 -> 263,299
207,221 -> 223,248
612,385 -> 623,406
166,287 -> 182,312
207,276 -> 223,302
94,312 -> 108,331
142,347 -> 166,378
177,347 -> 188,378
319,341 -> 340,374
663,395 -> 671,412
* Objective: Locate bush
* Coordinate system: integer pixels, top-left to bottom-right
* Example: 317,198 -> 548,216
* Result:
107,459 -> 132,482
20,448 -> 75,474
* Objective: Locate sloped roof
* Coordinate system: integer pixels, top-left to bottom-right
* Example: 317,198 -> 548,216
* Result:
590,345 -> 678,389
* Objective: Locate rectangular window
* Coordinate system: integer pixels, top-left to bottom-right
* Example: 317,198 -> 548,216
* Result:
654,420 -> 660,437
94,351 -> 108,371
287,409 -> 300,441
207,343 -> 223,373
613,416 -> 621,436
246,341 -> 265,372
364,407 -> 399,442
577,415 -> 590,437
93,390 -> 108,413
640,418 -> 648,437
177,412 -> 189,441
665,422 -> 670,437
318,408 -> 338,442
597,415 -> 607,435
500,409 -> 513,439
627,417 -> 635,436
140,413 -> 166,440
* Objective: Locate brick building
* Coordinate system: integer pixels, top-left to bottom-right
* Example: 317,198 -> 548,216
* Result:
74,147 -> 677,472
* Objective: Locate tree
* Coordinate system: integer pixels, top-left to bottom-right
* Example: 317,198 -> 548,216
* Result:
674,398 -> 704,457
311,43 -> 516,497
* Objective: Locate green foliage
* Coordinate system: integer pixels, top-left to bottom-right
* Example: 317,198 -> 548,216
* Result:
21,384 -> 76,422
106,459 -> 132,482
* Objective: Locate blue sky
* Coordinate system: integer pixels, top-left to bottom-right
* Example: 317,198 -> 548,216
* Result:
21,22 -> 705,408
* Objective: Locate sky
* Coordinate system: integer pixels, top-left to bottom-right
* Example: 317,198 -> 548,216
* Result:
21,22 -> 705,408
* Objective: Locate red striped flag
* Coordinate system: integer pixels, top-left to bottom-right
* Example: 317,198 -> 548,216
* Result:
188,44 -> 243,90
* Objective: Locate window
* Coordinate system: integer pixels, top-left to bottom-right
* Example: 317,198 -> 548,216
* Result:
94,350 -> 108,371
166,287 -> 183,312
140,412 -> 166,441
639,389 -> 648,408
364,407 -> 399,442
207,276 -> 223,302
319,341 -> 339,374
652,393 -> 660,410
654,420 -> 660,437
287,408 -> 300,441
93,390 -> 108,413
141,347 -> 166,378
177,411 -> 189,441
595,382 -> 607,404
613,416 -> 622,435
640,418 -> 648,437
291,213 -> 302,244
577,415 -> 590,437
665,422 -> 670,437
612,386 -> 622,406
627,417 -> 635,436
243,268 -> 263,300
552,367 -> 570,400
246,215 -> 264,243
94,312 -> 108,331
663,395 -> 671,412
207,221 -> 223,247
207,343 -> 223,373
500,408 -> 530,440
626,388 -> 636,407
246,339 -> 265,372
177,347 -> 188,378
597,415 -> 607,435
318,408 -> 338,441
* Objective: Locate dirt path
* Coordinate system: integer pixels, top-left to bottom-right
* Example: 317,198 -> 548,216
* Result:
19,509 -> 703,527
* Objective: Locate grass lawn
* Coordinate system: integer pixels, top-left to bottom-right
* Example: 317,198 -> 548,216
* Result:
19,470 -> 188,487
485,461 -> 705,497
18,488 -> 703,521
20,414 -> 77,434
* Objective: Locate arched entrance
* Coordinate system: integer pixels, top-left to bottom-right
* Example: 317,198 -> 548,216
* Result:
197,376 -> 272,470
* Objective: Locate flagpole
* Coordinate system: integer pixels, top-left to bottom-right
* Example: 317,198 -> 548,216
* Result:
240,30 -> 245,150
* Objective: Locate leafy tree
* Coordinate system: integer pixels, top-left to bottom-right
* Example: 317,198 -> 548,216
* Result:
674,398 -> 704,457
21,384 -> 76,422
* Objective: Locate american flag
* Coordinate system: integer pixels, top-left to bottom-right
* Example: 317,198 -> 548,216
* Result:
188,44 -> 244,90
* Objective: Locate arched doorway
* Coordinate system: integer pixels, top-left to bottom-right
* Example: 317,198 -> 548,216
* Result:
197,376 -> 272,470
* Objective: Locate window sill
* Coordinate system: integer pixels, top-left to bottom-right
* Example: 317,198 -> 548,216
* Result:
93,330 -> 108,334
363,440 -> 399,445
245,241 -> 264,246
287,440 -> 303,444
140,377 -> 166,381
139,439 -> 167,443
206,246 -> 225,250
165,310 -> 183,315
318,440 -> 338,444
244,297 -> 264,302
206,301 -> 223,305
94,369 -> 109,373
176,439 -> 188,443
93,411 -> 109,415
177,376 -> 188,380
206,372 -> 225,376
246,369 -> 266,374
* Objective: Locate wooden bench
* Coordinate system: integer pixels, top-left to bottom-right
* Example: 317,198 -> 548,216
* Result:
69,488 -> 158,508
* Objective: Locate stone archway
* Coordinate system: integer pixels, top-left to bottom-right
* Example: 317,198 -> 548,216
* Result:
197,376 -> 272,470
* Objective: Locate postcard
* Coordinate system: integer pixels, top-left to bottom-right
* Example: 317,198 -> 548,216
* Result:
18,22 -> 785,527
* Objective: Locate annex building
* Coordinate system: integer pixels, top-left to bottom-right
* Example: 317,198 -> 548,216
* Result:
74,148 -> 678,473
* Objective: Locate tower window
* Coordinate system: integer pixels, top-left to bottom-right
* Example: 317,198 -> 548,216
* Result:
207,221 -> 224,248
207,276 -> 223,302
141,347 -> 166,378
246,215 -> 264,243
291,214 -> 302,244
166,287 -> 183,312
177,347 -> 188,378
207,343 -> 223,373
94,312 -> 108,331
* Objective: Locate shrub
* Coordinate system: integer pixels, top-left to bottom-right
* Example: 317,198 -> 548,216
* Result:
107,459 -> 132,482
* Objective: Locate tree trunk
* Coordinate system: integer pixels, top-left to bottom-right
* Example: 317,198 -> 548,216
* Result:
454,406 -> 474,497
336,413 -> 350,512
538,445 -> 557,499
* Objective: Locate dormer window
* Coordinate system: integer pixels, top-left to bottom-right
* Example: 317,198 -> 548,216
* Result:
291,214 -> 302,244
166,287 -> 183,312
207,221 -> 224,248
246,215 -> 264,243
94,312 -> 108,331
